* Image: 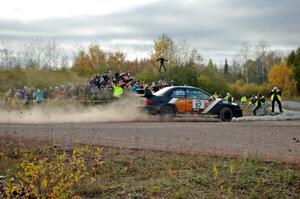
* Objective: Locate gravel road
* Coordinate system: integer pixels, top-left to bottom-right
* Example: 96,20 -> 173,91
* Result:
0,121 -> 299,164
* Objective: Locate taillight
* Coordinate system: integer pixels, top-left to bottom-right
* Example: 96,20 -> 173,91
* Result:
144,99 -> 154,105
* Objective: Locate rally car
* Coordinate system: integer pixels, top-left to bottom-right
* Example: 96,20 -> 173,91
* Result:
142,86 -> 242,122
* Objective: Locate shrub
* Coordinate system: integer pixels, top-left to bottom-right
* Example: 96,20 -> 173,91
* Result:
197,67 -> 229,96
230,83 -> 272,98
1,144 -> 102,199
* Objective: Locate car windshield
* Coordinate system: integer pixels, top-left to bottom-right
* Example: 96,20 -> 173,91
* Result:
154,87 -> 173,96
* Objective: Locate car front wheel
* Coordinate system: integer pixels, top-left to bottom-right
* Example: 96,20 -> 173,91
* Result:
220,107 -> 233,122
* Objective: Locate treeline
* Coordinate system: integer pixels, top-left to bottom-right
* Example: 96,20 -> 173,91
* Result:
0,35 -> 299,98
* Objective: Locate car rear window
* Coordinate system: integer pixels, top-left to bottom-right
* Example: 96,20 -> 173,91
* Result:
154,87 -> 173,96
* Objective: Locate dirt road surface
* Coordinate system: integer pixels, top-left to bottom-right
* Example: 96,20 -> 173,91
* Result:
0,121 -> 299,164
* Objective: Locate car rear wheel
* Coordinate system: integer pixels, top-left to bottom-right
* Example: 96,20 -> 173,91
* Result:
220,107 -> 233,122
160,106 -> 176,121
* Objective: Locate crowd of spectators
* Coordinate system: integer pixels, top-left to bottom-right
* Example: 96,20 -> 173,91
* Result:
2,71 -> 174,109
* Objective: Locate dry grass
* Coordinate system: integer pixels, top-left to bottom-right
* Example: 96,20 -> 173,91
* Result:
1,141 -> 300,198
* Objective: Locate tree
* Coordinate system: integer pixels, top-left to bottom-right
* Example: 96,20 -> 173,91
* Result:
287,50 -> 296,67
229,59 -> 243,83
287,48 -> 300,92
224,59 -> 229,75
237,40 -> 283,84
173,39 -> 203,66
153,33 -> 175,59
106,51 -> 126,72
268,63 -> 296,96
242,59 -> 255,83
0,40 -> 18,70
73,50 -> 94,76
88,44 -> 106,73
207,58 -> 217,70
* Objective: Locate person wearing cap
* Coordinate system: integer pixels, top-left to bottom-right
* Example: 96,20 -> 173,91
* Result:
270,87 -> 283,113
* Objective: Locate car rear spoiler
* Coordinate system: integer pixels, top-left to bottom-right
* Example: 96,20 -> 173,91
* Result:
136,89 -> 145,95
136,89 -> 153,97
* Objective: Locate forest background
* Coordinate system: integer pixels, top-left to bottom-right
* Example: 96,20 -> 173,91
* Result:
1,33 -> 299,99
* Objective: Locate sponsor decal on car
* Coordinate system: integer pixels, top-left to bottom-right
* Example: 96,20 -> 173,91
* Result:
203,98 -> 222,113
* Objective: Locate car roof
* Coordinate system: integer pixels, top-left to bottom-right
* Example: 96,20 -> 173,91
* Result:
171,85 -> 197,89
170,86 -> 210,94
154,85 -> 211,96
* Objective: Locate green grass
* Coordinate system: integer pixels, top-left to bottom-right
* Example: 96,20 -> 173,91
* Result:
0,141 -> 300,199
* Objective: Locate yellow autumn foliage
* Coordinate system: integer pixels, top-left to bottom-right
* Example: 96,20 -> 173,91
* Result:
268,63 -> 297,96
1,144 -> 103,199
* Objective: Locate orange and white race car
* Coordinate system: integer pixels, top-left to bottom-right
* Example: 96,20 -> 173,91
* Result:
142,86 -> 242,122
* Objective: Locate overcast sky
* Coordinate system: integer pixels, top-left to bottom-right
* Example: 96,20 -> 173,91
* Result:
0,0 -> 299,64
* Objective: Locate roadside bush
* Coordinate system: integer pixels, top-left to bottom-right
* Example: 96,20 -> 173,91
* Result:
230,83 -> 272,98
163,64 -> 199,86
197,67 -> 229,96
0,144 -> 102,199
135,66 -> 159,83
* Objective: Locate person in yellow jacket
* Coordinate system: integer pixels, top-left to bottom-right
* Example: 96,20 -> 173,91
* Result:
113,83 -> 123,98
270,87 -> 282,113
239,94 -> 247,108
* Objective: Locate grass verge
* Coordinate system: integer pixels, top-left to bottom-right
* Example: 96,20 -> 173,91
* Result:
0,140 -> 299,198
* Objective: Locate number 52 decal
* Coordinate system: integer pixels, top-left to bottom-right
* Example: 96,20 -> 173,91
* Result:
193,100 -> 203,110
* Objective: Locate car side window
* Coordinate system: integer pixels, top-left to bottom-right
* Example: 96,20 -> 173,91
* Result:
170,88 -> 185,98
186,89 -> 210,100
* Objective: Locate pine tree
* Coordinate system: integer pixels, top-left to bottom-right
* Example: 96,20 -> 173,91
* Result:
287,50 -> 296,67
207,58 -> 217,70
294,48 -> 300,92
224,59 -> 229,75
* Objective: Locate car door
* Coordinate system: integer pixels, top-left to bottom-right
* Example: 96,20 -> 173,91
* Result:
186,88 -> 211,113
168,88 -> 186,113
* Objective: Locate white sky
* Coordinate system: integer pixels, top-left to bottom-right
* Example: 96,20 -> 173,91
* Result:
0,0 -> 160,20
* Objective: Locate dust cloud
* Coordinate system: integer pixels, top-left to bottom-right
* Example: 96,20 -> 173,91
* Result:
0,95 -> 154,123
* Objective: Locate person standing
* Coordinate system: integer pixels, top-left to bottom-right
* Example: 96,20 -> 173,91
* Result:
144,85 -> 153,97
252,95 -> 260,116
239,94 -> 247,108
35,89 -> 44,104
260,95 -> 267,115
112,83 -> 123,98
212,92 -> 219,100
224,92 -> 233,103
270,87 -> 283,113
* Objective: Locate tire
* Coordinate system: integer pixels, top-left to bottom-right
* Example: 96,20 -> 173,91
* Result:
160,106 -> 176,121
219,107 -> 233,122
